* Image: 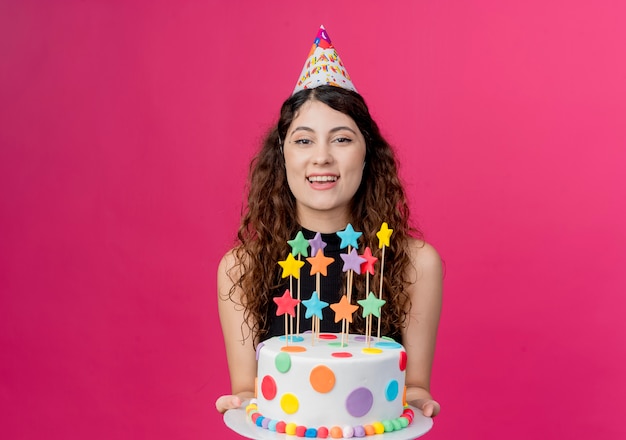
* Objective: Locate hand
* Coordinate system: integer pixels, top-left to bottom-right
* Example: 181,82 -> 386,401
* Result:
215,395 -> 243,414
412,398 -> 441,417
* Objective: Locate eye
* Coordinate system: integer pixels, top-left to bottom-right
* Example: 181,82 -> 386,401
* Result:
292,138 -> 313,145
333,137 -> 352,144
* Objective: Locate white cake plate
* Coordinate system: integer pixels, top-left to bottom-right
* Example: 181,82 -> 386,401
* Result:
223,404 -> 433,439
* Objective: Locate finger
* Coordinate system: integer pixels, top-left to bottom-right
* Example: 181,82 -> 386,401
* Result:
411,399 -> 440,417
423,402 -> 434,417
216,395 -> 242,413
424,400 -> 441,417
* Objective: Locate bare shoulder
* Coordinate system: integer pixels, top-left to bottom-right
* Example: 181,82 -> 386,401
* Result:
218,248 -> 239,275
407,238 -> 442,279
217,247 -> 244,301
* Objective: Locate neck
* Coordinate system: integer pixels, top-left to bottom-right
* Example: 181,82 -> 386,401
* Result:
296,209 -> 350,234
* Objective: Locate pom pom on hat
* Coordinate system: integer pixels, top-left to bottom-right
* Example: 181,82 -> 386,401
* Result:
293,25 -> 356,94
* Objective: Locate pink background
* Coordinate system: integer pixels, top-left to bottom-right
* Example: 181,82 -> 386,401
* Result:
1,1 -> 625,439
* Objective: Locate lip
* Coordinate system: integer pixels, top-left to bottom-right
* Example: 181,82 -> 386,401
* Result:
306,173 -> 339,189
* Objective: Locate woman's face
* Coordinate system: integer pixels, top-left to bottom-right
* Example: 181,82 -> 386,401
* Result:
283,99 -> 366,229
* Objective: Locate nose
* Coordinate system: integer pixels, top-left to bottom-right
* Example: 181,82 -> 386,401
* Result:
312,142 -> 333,165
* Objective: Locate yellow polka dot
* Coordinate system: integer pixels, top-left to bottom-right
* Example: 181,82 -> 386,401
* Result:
280,393 -> 299,414
362,347 -> 383,355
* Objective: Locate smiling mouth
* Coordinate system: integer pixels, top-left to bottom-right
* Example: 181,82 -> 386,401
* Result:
307,175 -> 338,183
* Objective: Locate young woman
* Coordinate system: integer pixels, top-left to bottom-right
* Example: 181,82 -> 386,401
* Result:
215,85 -> 442,418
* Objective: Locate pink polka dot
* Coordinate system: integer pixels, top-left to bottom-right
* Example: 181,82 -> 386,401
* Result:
261,375 -> 277,400
319,334 -> 338,340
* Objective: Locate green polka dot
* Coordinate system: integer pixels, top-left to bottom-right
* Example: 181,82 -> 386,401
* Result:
327,341 -> 348,348
275,352 -> 291,373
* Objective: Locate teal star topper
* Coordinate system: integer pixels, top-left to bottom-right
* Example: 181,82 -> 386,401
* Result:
301,291 -> 329,320
337,223 -> 362,249
288,231 -> 310,257
357,292 -> 387,318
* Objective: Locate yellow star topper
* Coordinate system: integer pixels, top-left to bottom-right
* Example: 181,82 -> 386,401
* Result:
376,222 -> 393,249
278,253 -> 305,279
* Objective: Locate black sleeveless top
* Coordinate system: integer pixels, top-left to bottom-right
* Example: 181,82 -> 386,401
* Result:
265,227 -> 402,343
266,228 -> 343,337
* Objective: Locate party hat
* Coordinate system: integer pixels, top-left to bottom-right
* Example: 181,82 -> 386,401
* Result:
293,25 -> 356,94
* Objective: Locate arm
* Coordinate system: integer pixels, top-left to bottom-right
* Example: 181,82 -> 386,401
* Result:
401,239 -> 443,417
215,250 -> 258,413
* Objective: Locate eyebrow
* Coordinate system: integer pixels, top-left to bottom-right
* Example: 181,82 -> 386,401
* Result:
289,126 -> 358,136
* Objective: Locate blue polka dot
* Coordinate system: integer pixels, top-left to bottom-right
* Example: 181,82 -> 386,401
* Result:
385,380 -> 399,401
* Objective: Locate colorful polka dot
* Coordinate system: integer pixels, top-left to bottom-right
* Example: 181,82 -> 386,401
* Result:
345,387 -> 373,417
255,342 -> 265,360
319,334 -> 338,340
331,351 -> 352,358
328,341 -> 348,347
310,365 -> 335,393
279,335 -> 304,343
261,375 -> 276,400
254,376 -> 258,398
280,393 -> 299,414
385,379 -> 399,401
375,341 -> 402,349
399,351 -> 407,371
362,347 -> 383,355
281,345 -> 307,353
275,352 -> 291,373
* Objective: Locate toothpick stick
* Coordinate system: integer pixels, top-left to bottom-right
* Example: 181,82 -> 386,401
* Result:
296,255 -> 301,335
377,245 -> 386,339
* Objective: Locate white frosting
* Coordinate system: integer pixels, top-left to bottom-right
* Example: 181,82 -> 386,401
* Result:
255,333 -> 406,428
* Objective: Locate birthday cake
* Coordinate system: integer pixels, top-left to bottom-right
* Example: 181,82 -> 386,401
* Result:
243,222 -> 414,438
248,332 -> 414,438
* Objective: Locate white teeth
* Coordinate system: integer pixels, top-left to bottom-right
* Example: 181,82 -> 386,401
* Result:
308,176 -> 338,183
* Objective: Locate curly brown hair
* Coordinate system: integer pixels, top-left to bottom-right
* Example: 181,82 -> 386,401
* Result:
228,85 -> 422,343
